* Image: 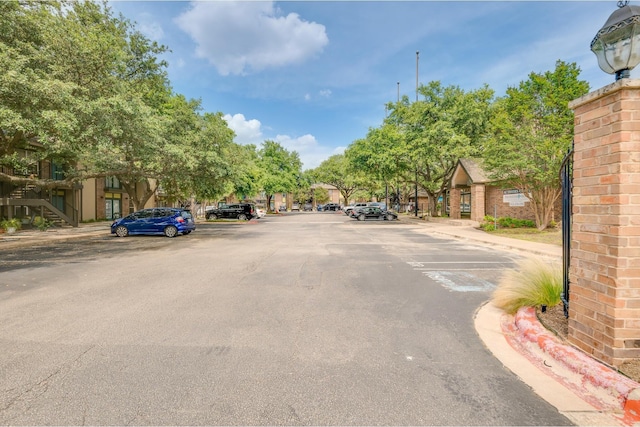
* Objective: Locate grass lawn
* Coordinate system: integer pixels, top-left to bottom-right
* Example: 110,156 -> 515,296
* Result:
485,227 -> 562,246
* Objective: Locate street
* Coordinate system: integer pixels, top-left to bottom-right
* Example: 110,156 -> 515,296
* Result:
0,213 -> 572,425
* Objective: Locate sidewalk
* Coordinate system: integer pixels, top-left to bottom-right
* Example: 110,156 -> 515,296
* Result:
399,214 -> 640,426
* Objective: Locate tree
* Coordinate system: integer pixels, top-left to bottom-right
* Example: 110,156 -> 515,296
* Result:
257,140 -> 301,212
386,83 -> 494,216
312,154 -> 365,206
312,186 -> 330,206
483,60 -> 589,229
0,0 -> 81,187
346,124 -> 407,206
291,170 -> 313,205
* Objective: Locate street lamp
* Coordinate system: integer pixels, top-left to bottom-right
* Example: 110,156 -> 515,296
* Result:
591,1 -> 640,81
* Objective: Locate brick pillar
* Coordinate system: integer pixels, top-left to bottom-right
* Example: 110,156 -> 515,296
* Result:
569,79 -> 640,367
450,188 -> 461,219
470,184 -> 486,223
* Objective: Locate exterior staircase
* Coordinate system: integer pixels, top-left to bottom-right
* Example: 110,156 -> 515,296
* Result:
0,185 -> 78,227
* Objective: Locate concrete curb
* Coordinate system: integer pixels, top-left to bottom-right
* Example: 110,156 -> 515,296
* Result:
504,307 -> 640,425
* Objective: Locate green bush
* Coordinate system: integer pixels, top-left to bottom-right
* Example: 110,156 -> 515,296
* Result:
497,217 -> 535,228
492,259 -> 562,314
33,216 -> 53,231
1,218 -> 22,231
480,215 -> 497,231
480,215 -> 535,230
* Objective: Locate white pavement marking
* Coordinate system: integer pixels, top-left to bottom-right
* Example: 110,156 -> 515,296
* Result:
422,271 -> 496,292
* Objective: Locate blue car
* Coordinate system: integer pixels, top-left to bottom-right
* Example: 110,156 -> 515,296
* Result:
111,208 -> 195,238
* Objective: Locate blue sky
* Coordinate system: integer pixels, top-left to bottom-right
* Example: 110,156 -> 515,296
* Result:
110,1 -> 628,170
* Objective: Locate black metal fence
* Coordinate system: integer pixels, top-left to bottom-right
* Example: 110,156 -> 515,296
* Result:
560,145 -> 574,318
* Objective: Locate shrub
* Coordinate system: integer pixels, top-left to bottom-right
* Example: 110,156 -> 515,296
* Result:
0,218 -> 22,232
33,216 -> 53,231
480,215 -> 497,231
492,258 -> 562,314
497,217 -> 536,228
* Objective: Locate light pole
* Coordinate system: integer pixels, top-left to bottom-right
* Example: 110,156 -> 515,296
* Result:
414,51 -> 419,217
591,1 -> 640,80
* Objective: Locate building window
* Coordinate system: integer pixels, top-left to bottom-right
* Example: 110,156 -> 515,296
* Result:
51,163 -> 65,180
105,192 -> 122,220
105,176 -> 121,189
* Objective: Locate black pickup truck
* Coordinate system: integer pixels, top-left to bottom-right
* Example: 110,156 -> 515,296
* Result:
206,203 -> 256,220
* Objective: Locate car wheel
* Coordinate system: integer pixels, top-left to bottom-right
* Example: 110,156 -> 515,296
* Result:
208,213 -> 217,220
183,230 -> 191,235
164,225 -> 178,237
358,214 -> 365,221
387,214 -> 396,221
379,216 -> 385,221
115,225 -> 129,237
238,214 -> 247,220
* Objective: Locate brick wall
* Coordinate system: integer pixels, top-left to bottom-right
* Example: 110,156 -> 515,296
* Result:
450,188 -> 461,219
484,186 -> 536,221
568,79 -> 640,366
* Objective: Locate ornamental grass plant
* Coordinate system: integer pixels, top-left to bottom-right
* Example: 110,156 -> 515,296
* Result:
492,258 -> 562,315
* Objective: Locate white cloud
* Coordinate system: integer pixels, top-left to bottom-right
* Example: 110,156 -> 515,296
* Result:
319,89 -> 332,98
175,1 -> 328,76
274,134 -> 337,170
223,113 -> 338,168
136,12 -> 165,40
223,114 -> 263,145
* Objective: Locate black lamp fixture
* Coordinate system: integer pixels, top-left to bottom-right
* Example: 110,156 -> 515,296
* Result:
591,1 -> 640,81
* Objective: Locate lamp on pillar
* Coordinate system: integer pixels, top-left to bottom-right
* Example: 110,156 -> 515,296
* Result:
591,1 -> 640,81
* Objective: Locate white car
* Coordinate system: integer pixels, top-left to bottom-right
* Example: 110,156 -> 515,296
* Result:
256,208 -> 266,218
344,202 -> 370,215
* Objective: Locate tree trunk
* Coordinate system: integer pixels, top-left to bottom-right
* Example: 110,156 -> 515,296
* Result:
121,179 -> 156,211
267,194 -> 274,213
530,187 -> 561,230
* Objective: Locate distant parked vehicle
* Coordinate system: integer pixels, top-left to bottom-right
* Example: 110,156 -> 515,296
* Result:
279,204 -> 287,212
111,207 -> 195,238
369,202 -> 387,210
291,203 -> 300,211
316,204 -> 324,211
256,208 -> 266,218
206,203 -> 256,220
322,203 -> 341,211
303,203 -> 313,211
350,206 -> 398,221
344,202 -> 369,215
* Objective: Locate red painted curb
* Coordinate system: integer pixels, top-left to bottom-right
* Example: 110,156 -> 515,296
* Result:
503,307 -> 640,425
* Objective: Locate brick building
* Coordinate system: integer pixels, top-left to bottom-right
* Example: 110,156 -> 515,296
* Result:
449,158 -> 538,223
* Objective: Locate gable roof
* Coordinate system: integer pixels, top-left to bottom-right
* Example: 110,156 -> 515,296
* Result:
451,158 -> 491,188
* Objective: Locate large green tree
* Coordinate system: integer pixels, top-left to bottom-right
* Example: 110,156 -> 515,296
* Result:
386,82 -> 494,215
312,154 -> 365,206
483,60 -> 589,229
346,124 -> 407,206
0,0 -> 80,187
1,0 -> 243,212
257,140 -> 301,212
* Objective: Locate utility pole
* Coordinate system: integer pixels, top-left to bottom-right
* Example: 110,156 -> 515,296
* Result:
415,51 -> 419,217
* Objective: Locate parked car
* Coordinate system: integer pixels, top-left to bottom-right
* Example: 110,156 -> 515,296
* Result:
291,203 -> 300,211
279,204 -> 287,212
316,204 -> 324,211
303,203 -> 313,211
111,207 -> 195,237
206,203 -> 256,220
369,202 -> 387,210
256,208 -> 266,218
344,202 -> 370,215
322,203 -> 341,211
350,206 -> 398,221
